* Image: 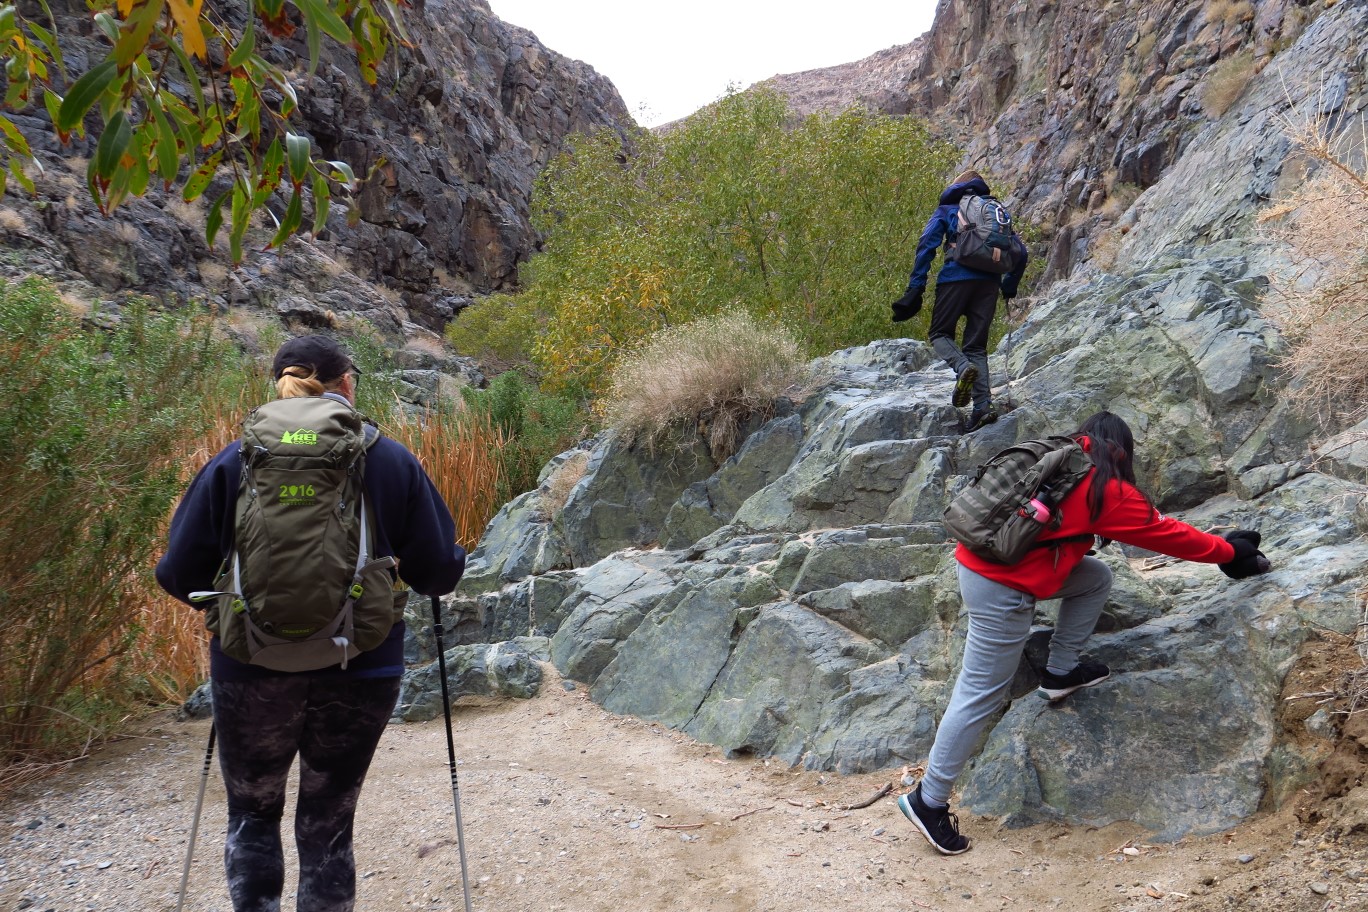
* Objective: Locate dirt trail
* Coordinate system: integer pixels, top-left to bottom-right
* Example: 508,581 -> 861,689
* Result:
2,664 -> 1366,912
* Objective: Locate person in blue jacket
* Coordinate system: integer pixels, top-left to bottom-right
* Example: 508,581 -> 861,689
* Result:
892,169 -> 1028,432
156,334 -> 467,912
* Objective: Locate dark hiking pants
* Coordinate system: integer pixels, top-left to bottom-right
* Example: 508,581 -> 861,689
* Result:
211,675 -> 401,912
927,277 -> 1000,411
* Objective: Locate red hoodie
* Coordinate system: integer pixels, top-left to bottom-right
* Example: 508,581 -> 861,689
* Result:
956,439 -> 1236,598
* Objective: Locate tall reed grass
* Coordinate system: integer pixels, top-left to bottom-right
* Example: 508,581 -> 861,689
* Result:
384,403 -> 509,548
111,397 -> 264,706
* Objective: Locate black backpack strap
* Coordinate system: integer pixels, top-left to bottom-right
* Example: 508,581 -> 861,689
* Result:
1033,533 -> 1095,551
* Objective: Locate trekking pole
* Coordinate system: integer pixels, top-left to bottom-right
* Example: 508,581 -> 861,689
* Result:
176,723 -> 216,912
430,594 -> 474,912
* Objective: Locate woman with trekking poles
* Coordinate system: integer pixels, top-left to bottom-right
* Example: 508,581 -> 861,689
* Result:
898,410 -> 1273,855
156,334 -> 467,912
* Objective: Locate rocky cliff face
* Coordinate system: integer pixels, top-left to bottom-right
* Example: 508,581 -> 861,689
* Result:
411,0 -> 1368,842
0,0 -> 631,348
769,0 -> 1332,287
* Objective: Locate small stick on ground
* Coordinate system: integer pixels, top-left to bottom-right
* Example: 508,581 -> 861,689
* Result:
654,822 -> 707,830
730,805 -> 774,821
839,783 -> 892,810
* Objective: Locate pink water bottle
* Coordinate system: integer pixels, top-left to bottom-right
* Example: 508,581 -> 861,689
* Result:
1027,498 -> 1052,523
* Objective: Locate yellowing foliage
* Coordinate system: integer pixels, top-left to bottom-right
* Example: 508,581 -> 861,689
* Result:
449,89 -> 961,396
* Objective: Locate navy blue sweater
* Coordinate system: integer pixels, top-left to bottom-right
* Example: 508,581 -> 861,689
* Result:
907,177 -> 1028,297
156,407 -> 467,681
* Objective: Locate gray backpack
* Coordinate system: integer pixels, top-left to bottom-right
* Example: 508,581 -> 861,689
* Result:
942,436 -> 1094,564
951,194 -> 1021,275
191,396 -> 402,671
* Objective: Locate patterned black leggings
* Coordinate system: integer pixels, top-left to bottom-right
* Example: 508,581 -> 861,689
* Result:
211,675 -> 401,912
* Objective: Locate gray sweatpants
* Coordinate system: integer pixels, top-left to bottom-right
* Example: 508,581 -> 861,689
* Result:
919,556 -> 1113,805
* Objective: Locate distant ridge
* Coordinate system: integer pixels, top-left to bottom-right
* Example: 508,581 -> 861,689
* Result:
653,36 -> 926,133
760,36 -> 927,118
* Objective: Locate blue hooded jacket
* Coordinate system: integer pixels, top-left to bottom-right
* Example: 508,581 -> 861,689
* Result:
907,176 -> 1028,297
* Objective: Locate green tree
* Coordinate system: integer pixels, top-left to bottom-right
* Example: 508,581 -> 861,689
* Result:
0,0 -> 406,261
449,89 -> 961,395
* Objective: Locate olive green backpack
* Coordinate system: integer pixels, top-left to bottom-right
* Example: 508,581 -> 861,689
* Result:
190,396 -> 403,671
942,436 -> 1094,564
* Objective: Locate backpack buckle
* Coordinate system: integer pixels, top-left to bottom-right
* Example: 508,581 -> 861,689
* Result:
349,583 -> 364,599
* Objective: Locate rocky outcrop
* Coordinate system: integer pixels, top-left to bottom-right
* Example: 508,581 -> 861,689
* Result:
441,2 -> 1368,835
768,0 -> 1347,287
447,315 -> 1368,840
0,0 -> 632,346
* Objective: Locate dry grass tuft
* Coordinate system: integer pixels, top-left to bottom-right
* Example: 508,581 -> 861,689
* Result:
163,196 -> 205,226
405,334 -> 447,356
539,450 -> 589,518
1224,0 -> 1254,27
1134,30 -> 1157,62
1201,51 -> 1255,118
1089,225 -> 1124,273
0,206 -> 27,231
114,221 -> 141,245
1116,71 -> 1137,101
599,310 -> 807,461
198,260 -> 230,287
1260,110 -> 1368,426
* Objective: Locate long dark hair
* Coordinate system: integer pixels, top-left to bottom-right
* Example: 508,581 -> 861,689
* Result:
1073,411 -> 1154,522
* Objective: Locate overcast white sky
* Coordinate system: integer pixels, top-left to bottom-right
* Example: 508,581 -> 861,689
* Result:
484,1 -> 939,127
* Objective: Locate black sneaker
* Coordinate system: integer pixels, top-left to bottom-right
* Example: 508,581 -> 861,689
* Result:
966,404 -> 998,432
897,784 -> 971,855
951,364 -> 978,408
1037,659 -> 1111,702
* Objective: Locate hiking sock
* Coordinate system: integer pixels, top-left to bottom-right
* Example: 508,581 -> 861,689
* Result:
1046,663 -> 1073,676
920,791 -> 949,809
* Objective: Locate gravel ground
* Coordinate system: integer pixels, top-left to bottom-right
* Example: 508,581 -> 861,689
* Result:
2,664 -> 1366,912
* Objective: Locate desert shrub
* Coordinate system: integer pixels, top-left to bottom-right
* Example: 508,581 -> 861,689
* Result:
0,280 -> 256,767
461,370 -> 589,502
1259,114 -> 1368,425
599,310 -> 807,460
449,89 -> 961,395
1201,51 -> 1255,118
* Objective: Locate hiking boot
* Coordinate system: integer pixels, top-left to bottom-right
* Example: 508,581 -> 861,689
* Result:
1037,659 -> 1111,702
951,364 -> 978,408
897,784 -> 972,855
966,404 -> 998,432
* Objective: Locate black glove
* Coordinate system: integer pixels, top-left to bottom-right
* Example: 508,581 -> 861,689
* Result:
1219,529 -> 1271,579
892,287 -> 923,322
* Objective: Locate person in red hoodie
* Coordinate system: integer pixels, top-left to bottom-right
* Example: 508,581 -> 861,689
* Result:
897,411 -> 1271,855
